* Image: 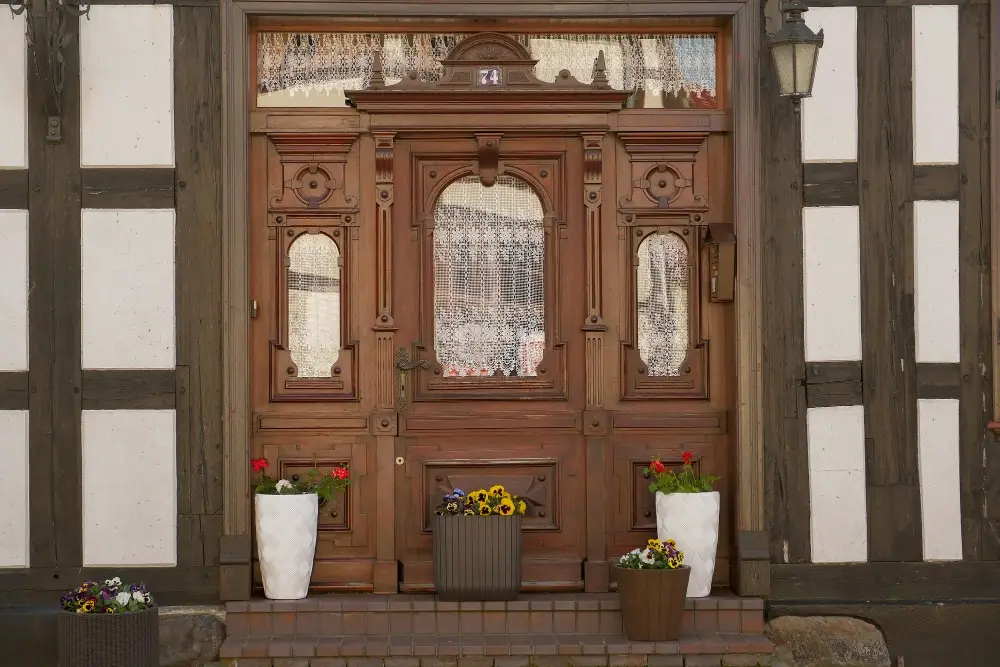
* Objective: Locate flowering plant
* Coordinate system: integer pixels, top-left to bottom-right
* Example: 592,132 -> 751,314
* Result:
59,577 -> 154,614
433,484 -> 528,517
251,458 -> 351,502
644,451 -> 718,494
618,539 -> 685,570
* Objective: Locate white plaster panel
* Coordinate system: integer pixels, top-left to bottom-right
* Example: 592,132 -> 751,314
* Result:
0,13 -> 27,168
0,210 -> 28,371
81,209 -> 176,370
803,206 -> 862,362
808,405 -> 868,563
0,411 -> 29,568
917,398 -> 963,561
801,7 -> 857,162
82,410 -> 176,566
80,5 -> 174,167
914,200 -> 960,363
913,5 -> 959,164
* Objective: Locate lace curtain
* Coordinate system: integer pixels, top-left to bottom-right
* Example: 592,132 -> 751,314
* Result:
637,233 -> 689,377
287,233 -> 341,378
433,175 -> 545,378
257,32 -> 716,108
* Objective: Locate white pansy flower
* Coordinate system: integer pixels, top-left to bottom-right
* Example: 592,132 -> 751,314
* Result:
275,479 -> 293,492
132,591 -> 145,603
116,592 -> 131,606
105,577 -> 122,589
639,549 -> 656,566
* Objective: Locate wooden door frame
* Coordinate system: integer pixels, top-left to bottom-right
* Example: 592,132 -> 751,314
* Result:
218,0 -> 766,600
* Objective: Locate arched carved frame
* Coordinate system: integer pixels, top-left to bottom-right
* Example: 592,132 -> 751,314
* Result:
620,220 -> 707,399
410,157 -> 569,401
264,133 -> 362,402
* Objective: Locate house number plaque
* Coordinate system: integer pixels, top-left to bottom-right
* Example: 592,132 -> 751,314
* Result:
479,66 -> 502,86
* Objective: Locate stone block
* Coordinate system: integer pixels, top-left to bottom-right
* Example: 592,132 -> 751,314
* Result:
765,616 -> 890,667
159,606 -> 227,667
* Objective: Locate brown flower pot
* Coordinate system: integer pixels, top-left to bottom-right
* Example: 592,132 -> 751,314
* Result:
433,514 -> 522,601
614,564 -> 690,641
58,605 -> 159,667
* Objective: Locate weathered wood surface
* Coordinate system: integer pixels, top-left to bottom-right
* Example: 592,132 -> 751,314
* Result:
771,562 -> 1000,602
81,167 -> 175,208
761,21 -> 809,567
857,6 -> 922,562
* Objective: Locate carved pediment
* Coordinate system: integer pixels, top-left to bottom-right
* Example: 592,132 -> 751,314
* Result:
346,32 -> 630,112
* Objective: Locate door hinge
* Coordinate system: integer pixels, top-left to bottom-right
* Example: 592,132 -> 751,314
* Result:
249,299 -> 258,319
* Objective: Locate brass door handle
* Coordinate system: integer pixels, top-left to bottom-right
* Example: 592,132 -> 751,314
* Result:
395,347 -> 430,411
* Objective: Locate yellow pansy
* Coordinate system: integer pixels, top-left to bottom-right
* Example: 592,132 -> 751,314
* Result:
517,500 -> 527,514
489,484 -> 506,497
470,489 -> 489,503
478,503 -> 492,516
498,498 -> 515,515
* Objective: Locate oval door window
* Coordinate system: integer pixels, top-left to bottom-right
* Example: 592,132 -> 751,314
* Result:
287,232 -> 342,378
636,232 -> 689,376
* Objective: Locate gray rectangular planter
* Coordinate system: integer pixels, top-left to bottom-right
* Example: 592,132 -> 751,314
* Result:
432,514 -> 523,601
58,606 -> 159,667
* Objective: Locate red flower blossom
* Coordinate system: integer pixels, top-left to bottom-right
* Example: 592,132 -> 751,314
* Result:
681,451 -> 694,466
331,467 -> 349,480
251,458 -> 268,472
650,460 -> 666,474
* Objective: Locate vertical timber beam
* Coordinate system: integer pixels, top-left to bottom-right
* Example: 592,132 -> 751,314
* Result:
220,0 -> 252,600
760,4 -> 809,565
174,4 -> 224,574
960,1 -> 996,560
26,1 -> 83,569
733,0 -> 770,595
857,6 -> 923,561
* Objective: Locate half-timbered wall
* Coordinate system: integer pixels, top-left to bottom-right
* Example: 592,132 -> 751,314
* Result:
0,3 -> 223,603
765,0 -> 998,601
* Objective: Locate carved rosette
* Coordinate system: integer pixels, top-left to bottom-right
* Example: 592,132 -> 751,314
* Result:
616,132 -> 710,219
268,133 -> 360,212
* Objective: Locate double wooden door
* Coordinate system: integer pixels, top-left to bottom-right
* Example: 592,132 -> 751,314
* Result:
248,32 -> 733,594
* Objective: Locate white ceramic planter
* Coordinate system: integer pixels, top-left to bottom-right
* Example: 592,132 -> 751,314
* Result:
655,491 -> 720,598
254,492 -> 319,600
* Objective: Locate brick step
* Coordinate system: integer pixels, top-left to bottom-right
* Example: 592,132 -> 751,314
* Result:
219,632 -> 775,665
225,594 -> 765,639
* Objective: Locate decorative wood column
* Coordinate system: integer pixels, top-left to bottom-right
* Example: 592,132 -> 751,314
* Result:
582,132 -> 609,592
371,130 -> 399,593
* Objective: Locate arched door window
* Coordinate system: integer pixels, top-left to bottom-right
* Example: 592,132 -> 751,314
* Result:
636,232 -> 689,376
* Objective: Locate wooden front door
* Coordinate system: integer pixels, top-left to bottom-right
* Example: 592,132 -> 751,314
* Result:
249,32 -> 733,594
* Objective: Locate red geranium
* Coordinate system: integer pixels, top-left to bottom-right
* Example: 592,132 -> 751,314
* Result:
650,459 -> 666,474
681,451 -> 694,466
251,458 -> 268,472
331,467 -> 349,480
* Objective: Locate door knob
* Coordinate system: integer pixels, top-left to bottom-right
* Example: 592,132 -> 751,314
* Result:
395,456 -> 405,466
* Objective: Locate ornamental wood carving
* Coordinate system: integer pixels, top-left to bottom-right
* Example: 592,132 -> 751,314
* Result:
268,133 -> 360,212
617,132 -> 710,217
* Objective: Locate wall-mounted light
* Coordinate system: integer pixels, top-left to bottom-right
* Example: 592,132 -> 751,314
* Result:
766,0 -> 824,108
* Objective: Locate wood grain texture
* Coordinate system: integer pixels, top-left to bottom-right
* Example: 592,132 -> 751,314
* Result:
80,370 -> 177,409
802,162 -> 858,207
24,10 -> 83,570
80,168 -> 175,208
0,372 -> 29,410
957,2 -> 996,561
857,6 -> 922,562
0,169 -> 28,209
175,6 -> 225,570
761,11 -> 809,567
917,363 -> 962,400
804,361 -> 863,408
221,0 -> 251,558
771,562 -> 1000,602
0,566 -> 218,605
913,164 -> 960,201
733,0 -> 767,592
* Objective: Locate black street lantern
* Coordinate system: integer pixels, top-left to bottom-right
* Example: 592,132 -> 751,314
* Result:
767,0 -> 824,104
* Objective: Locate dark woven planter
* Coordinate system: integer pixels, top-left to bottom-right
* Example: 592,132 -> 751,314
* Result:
614,564 -> 690,641
58,605 -> 159,667
433,514 -> 523,601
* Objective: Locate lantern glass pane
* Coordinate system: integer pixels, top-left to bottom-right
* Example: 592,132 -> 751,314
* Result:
770,42 -> 796,95
793,42 -> 820,95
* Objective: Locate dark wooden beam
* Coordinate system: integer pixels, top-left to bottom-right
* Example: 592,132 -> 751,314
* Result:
0,169 -> 28,209
957,2 -> 997,560
174,4 -> 225,575
81,168 -> 175,209
80,370 -> 177,409
802,162 -> 857,207
0,372 -> 29,410
804,361 -> 863,408
857,6 -> 922,562
917,362 -> 962,400
771,562 -> 1000,602
0,566 -> 219,605
807,0 -> 986,6
803,162 -> 960,207
762,25 -> 810,565
27,9 -> 82,569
